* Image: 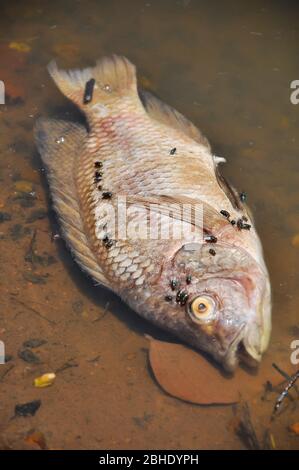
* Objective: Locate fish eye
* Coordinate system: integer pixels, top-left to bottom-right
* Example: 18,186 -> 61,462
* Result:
188,295 -> 216,323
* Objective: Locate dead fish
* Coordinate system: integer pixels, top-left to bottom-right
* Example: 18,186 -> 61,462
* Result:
34,55 -> 271,371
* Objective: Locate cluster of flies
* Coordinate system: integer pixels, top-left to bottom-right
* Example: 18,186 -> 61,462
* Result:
83,77 -> 114,250
164,277 -> 192,306
164,194 -> 250,306
219,207 -> 251,231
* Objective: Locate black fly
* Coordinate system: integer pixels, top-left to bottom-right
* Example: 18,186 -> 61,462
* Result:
220,210 -> 230,219
83,78 -> 95,104
176,290 -> 189,306
239,192 -> 247,203
237,218 -> 251,230
102,191 -> 112,199
102,234 -> 114,249
204,235 -> 217,243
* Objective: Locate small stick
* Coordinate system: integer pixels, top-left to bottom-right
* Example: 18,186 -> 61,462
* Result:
13,299 -> 56,325
24,229 -> 37,265
55,359 -> 78,374
272,362 -> 299,395
272,369 -> 299,418
92,301 -> 110,323
0,364 -> 14,382
86,354 -> 101,363
272,362 -> 291,381
235,402 -> 260,450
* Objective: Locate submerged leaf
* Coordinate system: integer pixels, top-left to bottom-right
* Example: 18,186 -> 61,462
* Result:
148,338 -> 289,405
149,338 -> 238,404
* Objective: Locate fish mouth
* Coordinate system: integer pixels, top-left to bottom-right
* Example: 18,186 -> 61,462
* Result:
223,281 -> 271,372
223,325 -> 262,372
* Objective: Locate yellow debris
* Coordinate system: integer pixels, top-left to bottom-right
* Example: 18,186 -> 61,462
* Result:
34,373 -> 56,388
9,42 -> 31,53
14,180 -> 34,193
270,433 -> 276,449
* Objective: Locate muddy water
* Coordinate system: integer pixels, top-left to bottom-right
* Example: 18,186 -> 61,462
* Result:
0,0 -> 298,450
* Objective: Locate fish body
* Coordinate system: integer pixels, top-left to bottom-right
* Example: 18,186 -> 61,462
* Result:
35,56 -> 271,371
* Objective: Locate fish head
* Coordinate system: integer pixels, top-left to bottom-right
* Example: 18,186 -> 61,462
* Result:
153,241 -> 271,372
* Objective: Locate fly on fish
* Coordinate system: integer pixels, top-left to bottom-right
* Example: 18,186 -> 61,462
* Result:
34,55 -> 271,371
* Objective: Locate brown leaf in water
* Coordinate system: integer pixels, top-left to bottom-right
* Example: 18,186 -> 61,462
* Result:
148,338 -> 238,404
148,338 -> 294,405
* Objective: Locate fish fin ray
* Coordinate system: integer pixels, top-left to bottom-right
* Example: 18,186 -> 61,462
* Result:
139,90 -> 211,150
34,118 -> 112,290
126,194 -> 229,234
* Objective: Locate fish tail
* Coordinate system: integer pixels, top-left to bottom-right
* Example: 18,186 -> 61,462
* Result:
48,55 -> 141,117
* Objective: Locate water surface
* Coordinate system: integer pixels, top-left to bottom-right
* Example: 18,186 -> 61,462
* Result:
0,0 -> 298,450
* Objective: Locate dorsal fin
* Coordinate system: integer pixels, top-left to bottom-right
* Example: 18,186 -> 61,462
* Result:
139,90 -> 211,150
34,118 -> 111,290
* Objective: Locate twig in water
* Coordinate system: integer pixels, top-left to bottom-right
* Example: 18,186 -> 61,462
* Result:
272,362 -> 299,395
55,359 -> 78,374
0,364 -> 14,382
272,362 -> 299,397
92,301 -> 110,322
272,362 -> 291,381
24,229 -> 38,266
235,402 -> 260,450
13,299 -> 56,325
272,369 -> 299,419
86,354 -> 101,363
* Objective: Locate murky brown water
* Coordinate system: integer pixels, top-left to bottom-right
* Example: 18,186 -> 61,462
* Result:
0,0 -> 298,450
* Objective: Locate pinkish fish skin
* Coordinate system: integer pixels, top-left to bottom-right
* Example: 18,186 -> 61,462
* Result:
35,55 -> 271,371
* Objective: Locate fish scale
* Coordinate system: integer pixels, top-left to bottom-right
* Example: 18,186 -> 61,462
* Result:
35,55 -> 271,371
